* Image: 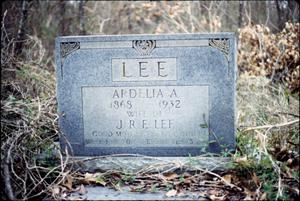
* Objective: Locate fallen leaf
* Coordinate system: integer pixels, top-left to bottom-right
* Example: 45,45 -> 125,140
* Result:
63,175 -> 73,190
209,194 -> 226,201
287,158 -> 293,165
166,189 -> 177,197
183,178 -> 192,184
251,172 -> 260,186
51,185 -> 60,198
235,156 -> 248,163
130,184 -> 146,192
207,189 -> 227,201
177,191 -> 187,197
198,192 -> 206,197
111,172 -> 122,179
83,173 -> 96,183
83,173 -> 106,186
95,176 -> 107,186
222,174 -> 232,184
243,188 -> 256,200
198,192 -> 206,198
163,173 -> 178,180
259,192 -> 267,200
78,184 -> 87,195
183,172 -> 192,177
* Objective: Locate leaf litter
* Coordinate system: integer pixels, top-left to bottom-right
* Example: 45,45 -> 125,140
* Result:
50,168 -> 273,201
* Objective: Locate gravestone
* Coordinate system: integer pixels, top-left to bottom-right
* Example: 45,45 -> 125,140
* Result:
55,33 -> 236,156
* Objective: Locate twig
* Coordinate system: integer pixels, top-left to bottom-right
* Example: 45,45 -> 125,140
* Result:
193,166 -> 242,191
242,119 -> 299,132
275,112 -> 299,118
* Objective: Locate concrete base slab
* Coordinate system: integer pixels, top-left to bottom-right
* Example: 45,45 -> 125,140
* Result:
68,186 -> 207,200
68,156 -> 231,173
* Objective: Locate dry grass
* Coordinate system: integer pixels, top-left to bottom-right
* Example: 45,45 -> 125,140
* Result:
237,74 -> 299,159
238,74 -> 299,129
236,74 -> 299,200
1,33 -> 68,200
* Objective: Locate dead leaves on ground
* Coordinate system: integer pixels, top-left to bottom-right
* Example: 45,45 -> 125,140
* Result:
82,172 -> 107,186
49,167 -> 299,200
62,175 -> 73,190
163,172 -> 178,180
49,170 -> 262,200
50,184 -> 87,200
165,189 -> 177,197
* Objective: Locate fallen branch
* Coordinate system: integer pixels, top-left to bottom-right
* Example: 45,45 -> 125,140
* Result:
2,137 -> 16,200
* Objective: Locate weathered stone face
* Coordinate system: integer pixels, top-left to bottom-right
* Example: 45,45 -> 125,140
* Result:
55,34 -> 237,156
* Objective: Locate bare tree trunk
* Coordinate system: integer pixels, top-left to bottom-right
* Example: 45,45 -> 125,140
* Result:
265,1 -> 270,26
15,0 -> 29,55
225,2 -> 230,30
276,0 -> 283,30
238,1 -> 244,28
59,0 -> 67,35
287,0 -> 297,22
126,4 -> 132,33
79,0 -> 86,35
2,138 -> 16,200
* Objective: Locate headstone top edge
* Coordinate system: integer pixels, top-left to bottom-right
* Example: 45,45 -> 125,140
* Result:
55,33 -> 236,42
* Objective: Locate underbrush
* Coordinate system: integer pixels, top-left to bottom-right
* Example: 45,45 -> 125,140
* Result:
238,22 -> 299,93
235,74 -> 299,200
1,36 -> 63,200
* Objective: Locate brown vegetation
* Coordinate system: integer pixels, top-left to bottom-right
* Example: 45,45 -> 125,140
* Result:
239,22 -> 299,92
1,1 -> 299,200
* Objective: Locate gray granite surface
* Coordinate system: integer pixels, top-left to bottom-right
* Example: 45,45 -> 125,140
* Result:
70,156 -> 230,173
67,186 -> 207,200
55,33 -> 237,156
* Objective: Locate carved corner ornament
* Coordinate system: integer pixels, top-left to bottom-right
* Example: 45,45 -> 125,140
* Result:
209,39 -> 230,62
132,40 -> 156,56
60,42 -> 80,78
